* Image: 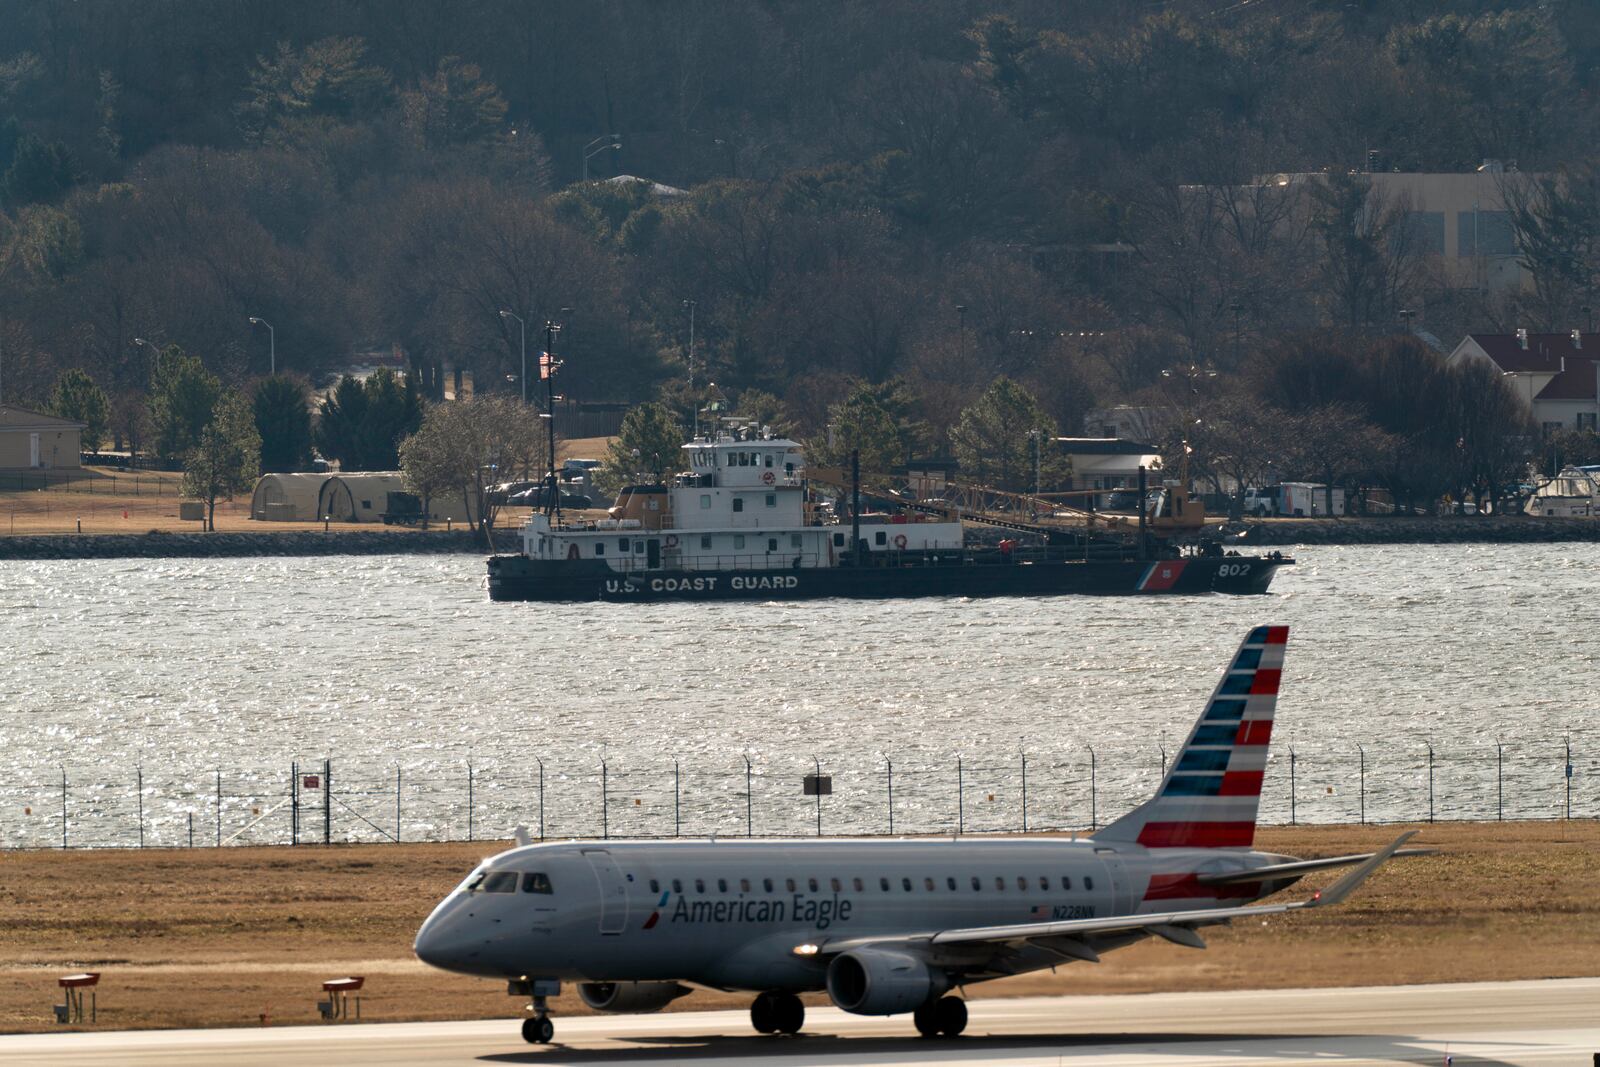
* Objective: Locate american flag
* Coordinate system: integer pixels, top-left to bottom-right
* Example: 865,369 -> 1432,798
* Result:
1028,904 -> 1052,919
539,352 -> 560,379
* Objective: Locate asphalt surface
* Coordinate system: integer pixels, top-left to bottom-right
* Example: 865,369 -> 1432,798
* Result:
5,978 -> 1598,1066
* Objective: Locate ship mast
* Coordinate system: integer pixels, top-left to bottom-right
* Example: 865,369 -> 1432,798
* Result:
542,319 -> 563,523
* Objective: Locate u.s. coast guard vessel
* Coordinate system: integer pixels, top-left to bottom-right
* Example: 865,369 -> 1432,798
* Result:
485,431 -> 1288,602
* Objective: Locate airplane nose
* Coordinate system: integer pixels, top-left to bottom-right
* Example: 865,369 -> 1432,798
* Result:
414,900 -> 475,972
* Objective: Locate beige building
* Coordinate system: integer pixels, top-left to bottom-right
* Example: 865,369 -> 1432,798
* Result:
0,405 -> 84,470
1447,331 -> 1600,433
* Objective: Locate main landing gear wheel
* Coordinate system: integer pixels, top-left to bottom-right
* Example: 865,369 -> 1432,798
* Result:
750,992 -> 779,1034
521,1015 -> 554,1044
914,996 -> 967,1037
769,992 -> 805,1034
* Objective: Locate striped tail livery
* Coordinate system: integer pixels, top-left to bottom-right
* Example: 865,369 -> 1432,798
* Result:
1093,625 -> 1288,849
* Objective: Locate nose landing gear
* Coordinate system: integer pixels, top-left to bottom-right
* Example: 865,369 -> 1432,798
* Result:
912,995 -> 967,1037
521,1012 -> 554,1044
512,978 -> 561,1044
750,991 -> 805,1034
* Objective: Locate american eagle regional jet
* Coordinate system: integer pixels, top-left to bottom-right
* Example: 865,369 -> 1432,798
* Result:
415,626 -> 1424,1044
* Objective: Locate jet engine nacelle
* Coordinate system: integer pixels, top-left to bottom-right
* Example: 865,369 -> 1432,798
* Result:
577,980 -> 692,1014
826,947 -> 948,1015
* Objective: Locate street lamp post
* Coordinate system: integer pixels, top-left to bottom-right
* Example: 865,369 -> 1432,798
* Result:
132,337 -> 163,387
582,134 -> 622,181
247,317 -> 275,375
499,309 -> 526,405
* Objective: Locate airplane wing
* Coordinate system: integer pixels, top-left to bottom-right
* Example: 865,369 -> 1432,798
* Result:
1194,846 -> 1434,886
799,831 -> 1415,959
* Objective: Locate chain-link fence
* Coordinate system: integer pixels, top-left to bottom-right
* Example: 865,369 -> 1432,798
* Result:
4,737 -> 1591,851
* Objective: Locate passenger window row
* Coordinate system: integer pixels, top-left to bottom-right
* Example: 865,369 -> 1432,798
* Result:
643,873 -> 1092,894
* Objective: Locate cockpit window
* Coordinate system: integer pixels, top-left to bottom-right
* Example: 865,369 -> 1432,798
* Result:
522,872 -> 553,894
461,870 -> 487,893
482,871 -> 518,893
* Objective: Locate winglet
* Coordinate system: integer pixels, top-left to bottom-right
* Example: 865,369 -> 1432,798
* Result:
1307,831 -> 1415,908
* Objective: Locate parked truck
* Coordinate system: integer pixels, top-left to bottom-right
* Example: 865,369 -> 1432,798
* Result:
1244,482 -> 1345,517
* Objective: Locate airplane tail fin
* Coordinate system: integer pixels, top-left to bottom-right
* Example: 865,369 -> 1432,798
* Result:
1092,625 -> 1288,849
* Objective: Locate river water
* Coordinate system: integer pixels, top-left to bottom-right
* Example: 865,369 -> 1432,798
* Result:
1,543 -> 1596,847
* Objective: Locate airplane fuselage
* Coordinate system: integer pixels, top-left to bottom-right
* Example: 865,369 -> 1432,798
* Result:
414,836 -> 1283,991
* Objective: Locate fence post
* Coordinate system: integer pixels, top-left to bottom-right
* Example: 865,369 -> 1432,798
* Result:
136,766 -> 144,848
956,755 -> 964,836
1159,742 -> 1167,779
187,811 -> 194,848
1484,742 -> 1497,825
1564,736 -> 1572,820
885,756 -> 894,836
536,758 -> 544,842
215,769 -> 222,847
467,761 -> 474,843
1357,744 -> 1366,825
1088,746 -> 1097,831
60,767 -> 67,850
323,759 -> 331,845
291,761 -> 299,846
1020,751 -> 1029,834
744,755 -> 753,837
673,760 -> 680,838
1289,744 -> 1297,826
812,755 -> 823,838
1426,743 -> 1435,824
601,759 -> 609,840
395,766 -> 402,844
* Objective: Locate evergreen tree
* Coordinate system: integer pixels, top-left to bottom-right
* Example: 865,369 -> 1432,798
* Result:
47,367 -> 109,451
598,402 -> 684,494
950,377 -> 1064,493
182,390 -> 261,531
809,378 -> 927,474
315,375 -> 369,470
1,133 -> 77,206
359,366 -> 424,470
252,375 -> 313,473
148,348 -> 221,462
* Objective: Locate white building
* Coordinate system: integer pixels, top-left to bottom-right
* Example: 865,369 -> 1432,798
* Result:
1446,331 -> 1600,433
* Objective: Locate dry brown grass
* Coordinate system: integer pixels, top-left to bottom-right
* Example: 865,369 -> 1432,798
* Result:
2,822 -> 1596,1033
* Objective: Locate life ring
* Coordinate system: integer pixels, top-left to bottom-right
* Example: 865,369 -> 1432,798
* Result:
762,470 -> 776,485
567,543 -> 579,560
664,534 -> 679,549
893,533 -> 908,550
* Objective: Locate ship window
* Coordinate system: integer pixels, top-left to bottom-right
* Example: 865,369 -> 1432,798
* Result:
765,494 -> 776,507
902,878 -> 913,892
733,498 -> 744,512
790,534 -> 802,548
739,452 -> 749,466
635,542 -> 644,553
767,538 -> 778,552
831,878 -> 842,892
875,531 -> 887,546
522,872 -> 554,894
672,879 -> 683,893
947,877 -> 957,890
735,535 -> 746,549
619,538 -> 630,551
764,878 -> 774,892
482,871 -> 518,893
833,533 -> 845,547
700,495 -> 711,509
852,877 -> 864,891
1061,875 -> 1072,890
765,454 -> 774,467
594,543 -> 605,556
1085,877 -> 1095,891
808,878 -> 819,892
880,877 -> 890,891
701,536 -> 712,549
740,878 -> 751,892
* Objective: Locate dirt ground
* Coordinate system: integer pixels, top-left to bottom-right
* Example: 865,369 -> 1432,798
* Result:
2,821 -> 1596,1033
0,443 -> 616,537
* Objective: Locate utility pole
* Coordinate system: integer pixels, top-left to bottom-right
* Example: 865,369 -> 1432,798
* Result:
684,299 -> 697,437
542,318 -> 563,522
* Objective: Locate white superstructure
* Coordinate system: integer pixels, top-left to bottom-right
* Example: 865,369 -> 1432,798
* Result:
518,431 -> 964,572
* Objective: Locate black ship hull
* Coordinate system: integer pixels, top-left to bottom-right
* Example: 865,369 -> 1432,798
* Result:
486,553 -> 1289,602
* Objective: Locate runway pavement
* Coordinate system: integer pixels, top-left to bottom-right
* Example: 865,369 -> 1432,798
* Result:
5,978 -> 1598,1066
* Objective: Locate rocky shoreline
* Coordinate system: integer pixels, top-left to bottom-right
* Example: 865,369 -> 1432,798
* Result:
1234,515 -> 1600,545
0,529 -> 485,560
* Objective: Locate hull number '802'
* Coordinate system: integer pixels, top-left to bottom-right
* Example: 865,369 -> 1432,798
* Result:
1217,563 -> 1252,578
